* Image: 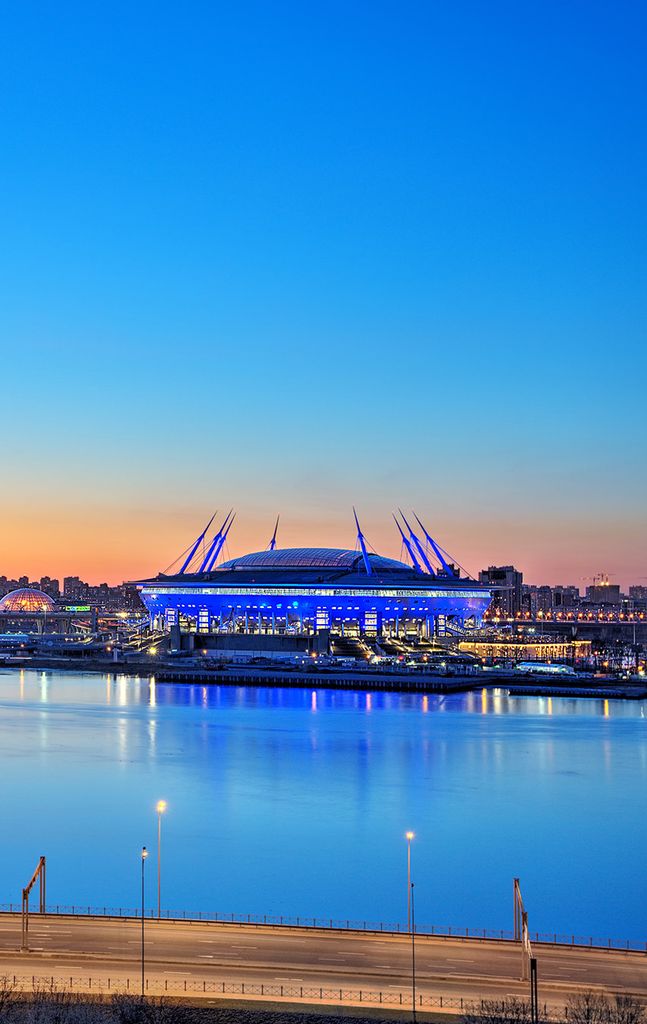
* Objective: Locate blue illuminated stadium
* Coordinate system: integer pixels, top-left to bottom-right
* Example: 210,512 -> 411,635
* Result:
137,511 -> 492,639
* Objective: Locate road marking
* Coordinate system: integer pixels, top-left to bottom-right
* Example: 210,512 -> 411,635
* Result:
231,945 -> 258,949
198,955 -> 214,959
274,977 -> 304,981
446,958 -> 477,962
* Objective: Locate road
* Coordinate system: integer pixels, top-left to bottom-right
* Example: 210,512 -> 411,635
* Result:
0,914 -> 645,1013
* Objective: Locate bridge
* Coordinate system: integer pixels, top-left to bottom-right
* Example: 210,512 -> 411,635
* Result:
483,612 -> 647,641
1,910 -> 645,1015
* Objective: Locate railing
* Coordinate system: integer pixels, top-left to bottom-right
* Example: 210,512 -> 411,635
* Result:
6,973 -> 560,1016
1,904 -> 644,953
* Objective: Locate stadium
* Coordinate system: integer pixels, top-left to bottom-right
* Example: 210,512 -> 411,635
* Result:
136,511 -> 492,646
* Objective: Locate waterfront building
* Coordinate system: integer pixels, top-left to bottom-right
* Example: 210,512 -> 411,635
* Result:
459,636 -> 592,665
136,511 -> 492,640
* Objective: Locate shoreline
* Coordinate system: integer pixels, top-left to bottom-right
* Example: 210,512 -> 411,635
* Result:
1,656 -> 645,700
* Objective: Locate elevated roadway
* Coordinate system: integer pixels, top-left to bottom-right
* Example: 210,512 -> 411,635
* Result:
0,914 -> 645,1014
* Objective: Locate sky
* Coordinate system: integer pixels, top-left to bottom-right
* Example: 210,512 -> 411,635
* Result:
0,1 -> 645,587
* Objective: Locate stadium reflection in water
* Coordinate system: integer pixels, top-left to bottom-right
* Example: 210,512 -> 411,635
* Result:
1,669 -> 646,944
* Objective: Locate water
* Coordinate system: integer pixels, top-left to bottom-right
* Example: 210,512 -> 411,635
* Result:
1,668 -> 646,943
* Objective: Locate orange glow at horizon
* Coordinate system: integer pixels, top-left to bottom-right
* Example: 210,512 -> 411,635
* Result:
0,503 -> 644,589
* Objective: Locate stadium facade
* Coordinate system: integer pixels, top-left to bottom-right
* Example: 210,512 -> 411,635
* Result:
136,512 -> 492,639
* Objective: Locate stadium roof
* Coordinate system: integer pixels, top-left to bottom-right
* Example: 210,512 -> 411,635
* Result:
219,548 -> 409,572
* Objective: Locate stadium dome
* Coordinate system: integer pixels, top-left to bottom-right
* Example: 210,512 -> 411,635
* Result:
219,547 -> 411,573
0,588 -> 56,613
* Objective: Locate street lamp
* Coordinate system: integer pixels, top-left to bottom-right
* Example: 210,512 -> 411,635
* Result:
411,881 -> 417,1023
405,831 -> 415,931
141,846 -> 148,998
156,800 -> 167,918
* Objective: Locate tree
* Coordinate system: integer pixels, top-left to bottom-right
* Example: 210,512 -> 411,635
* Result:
611,995 -> 645,1024
566,990 -> 646,1024
463,997 -> 535,1024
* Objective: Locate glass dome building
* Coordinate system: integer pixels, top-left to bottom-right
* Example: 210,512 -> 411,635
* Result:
0,588 -> 56,614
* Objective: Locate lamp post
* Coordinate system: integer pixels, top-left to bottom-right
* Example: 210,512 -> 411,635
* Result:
141,846 -> 148,998
411,880 -> 417,1023
156,800 -> 167,918
405,831 -> 414,931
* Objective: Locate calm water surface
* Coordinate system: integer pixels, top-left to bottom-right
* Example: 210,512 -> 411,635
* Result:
1,669 -> 645,942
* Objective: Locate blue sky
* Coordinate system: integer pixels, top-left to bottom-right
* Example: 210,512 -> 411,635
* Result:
1,1 -> 645,584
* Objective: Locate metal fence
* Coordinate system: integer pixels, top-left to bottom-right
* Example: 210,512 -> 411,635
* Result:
1,903 -> 644,954
8,973 -> 562,1016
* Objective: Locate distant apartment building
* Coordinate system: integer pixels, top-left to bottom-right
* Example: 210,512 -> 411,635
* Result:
552,585 -> 580,608
585,583 -> 622,605
39,576 -> 60,599
523,584 -> 580,614
479,566 -> 523,616
63,576 -> 89,600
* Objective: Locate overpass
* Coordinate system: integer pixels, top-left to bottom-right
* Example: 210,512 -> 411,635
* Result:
0,911 -> 645,1016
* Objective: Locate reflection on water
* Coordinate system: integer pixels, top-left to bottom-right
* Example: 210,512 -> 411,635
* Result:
0,669 -> 645,942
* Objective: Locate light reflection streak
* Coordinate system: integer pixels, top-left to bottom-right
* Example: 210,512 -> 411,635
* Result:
148,717 -> 157,753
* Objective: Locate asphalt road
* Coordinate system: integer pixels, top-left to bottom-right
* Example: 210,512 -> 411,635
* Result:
0,915 -> 645,1010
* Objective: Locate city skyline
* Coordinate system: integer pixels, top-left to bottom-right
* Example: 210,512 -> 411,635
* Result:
0,506 -> 644,592
1,2 -> 645,586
